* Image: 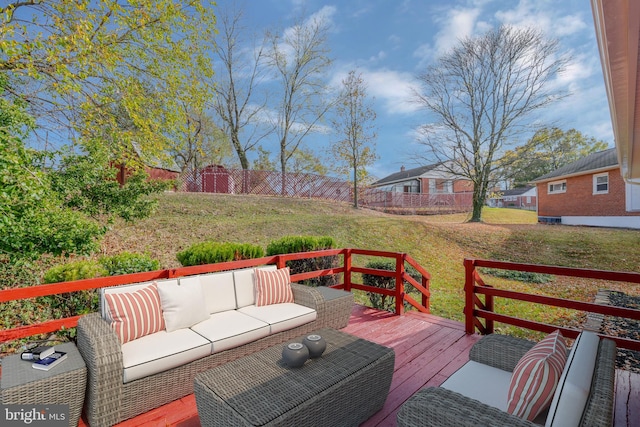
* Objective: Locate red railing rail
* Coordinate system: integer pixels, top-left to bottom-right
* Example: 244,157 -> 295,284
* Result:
0,249 -> 430,343
464,258 -> 640,351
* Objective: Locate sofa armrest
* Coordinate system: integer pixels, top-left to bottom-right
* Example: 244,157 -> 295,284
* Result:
397,387 -> 537,427
580,338 -> 616,427
291,283 -> 323,311
77,312 -> 124,427
469,334 -> 536,372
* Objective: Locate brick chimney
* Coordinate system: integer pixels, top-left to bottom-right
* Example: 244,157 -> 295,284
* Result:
400,165 -> 406,172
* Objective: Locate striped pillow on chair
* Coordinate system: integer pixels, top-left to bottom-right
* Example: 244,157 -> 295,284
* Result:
254,267 -> 294,306
507,330 -> 568,421
104,282 -> 165,343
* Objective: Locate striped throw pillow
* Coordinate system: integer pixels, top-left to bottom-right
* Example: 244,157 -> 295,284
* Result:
254,267 -> 294,306
507,330 -> 568,421
104,282 -> 166,344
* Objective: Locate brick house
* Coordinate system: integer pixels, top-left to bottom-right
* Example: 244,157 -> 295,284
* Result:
530,148 -> 640,229
488,187 -> 537,210
372,163 -> 473,195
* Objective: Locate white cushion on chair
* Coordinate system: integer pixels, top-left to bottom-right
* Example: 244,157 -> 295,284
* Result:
121,328 -> 211,383
190,310 -> 270,353
238,303 -> 317,334
233,266 -> 277,308
441,360 -> 512,411
545,331 -> 599,427
180,272 -> 237,314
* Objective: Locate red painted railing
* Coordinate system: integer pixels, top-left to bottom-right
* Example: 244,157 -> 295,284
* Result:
0,249 -> 430,343
464,258 -> 640,351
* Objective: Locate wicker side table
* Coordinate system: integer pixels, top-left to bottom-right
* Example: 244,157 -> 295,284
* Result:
1,342 -> 87,427
315,286 -> 354,329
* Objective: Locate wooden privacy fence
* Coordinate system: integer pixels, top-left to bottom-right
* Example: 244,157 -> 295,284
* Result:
0,249 -> 430,343
177,167 -> 473,213
464,258 -> 640,351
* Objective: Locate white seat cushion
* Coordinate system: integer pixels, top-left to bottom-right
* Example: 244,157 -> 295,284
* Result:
190,310 -> 271,353
441,360 -> 512,411
545,331 -> 599,427
233,265 -> 277,308
121,328 -> 211,383
238,303 -> 317,334
180,272 -> 237,314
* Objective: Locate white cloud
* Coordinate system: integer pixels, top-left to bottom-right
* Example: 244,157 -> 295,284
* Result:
494,0 -> 587,38
330,67 -> 420,115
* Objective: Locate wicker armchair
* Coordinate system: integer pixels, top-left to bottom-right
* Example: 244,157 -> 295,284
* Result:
397,333 -> 616,427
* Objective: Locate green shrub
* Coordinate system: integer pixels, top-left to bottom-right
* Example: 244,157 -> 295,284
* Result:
177,241 -> 264,267
362,260 -> 422,312
100,251 -> 160,276
40,259 -> 108,340
480,268 -> 554,284
266,236 -> 338,287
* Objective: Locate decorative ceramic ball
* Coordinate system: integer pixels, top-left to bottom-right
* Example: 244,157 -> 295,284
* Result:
302,334 -> 326,358
282,342 -> 309,368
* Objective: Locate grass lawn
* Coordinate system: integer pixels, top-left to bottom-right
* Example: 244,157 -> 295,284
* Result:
95,192 -> 640,338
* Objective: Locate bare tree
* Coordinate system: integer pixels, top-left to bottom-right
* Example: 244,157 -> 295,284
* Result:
414,25 -> 570,222
212,5 -> 272,172
330,71 -> 378,208
265,12 -> 333,194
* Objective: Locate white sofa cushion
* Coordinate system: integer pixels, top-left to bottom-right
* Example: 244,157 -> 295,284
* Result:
545,331 -> 599,427
234,265 -> 277,308
441,360 -> 512,411
238,303 -> 317,334
190,310 -> 271,353
121,328 -> 211,383
157,279 -> 209,332
181,272 -> 237,314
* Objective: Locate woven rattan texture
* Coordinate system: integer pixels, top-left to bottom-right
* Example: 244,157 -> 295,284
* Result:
195,328 -> 394,427
77,283 -> 326,427
1,342 -> 86,427
314,287 -> 354,329
397,334 -> 617,427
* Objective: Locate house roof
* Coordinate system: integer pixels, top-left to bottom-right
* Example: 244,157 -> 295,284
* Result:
501,187 -> 535,197
530,148 -> 618,183
374,163 -> 442,186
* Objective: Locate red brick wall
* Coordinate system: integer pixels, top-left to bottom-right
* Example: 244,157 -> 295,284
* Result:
537,168 -> 640,217
453,180 -> 474,193
145,166 -> 179,181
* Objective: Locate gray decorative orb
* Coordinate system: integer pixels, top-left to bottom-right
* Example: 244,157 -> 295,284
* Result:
282,343 -> 309,368
302,334 -> 326,358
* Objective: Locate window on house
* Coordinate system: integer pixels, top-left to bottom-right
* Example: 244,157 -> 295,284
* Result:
593,173 -> 609,194
548,180 -> 566,194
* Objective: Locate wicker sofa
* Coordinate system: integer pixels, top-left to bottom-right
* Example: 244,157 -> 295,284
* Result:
397,330 -> 616,427
77,266 -> 346,427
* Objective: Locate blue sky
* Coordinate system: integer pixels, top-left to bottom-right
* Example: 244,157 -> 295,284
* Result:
215,0 -> 613,180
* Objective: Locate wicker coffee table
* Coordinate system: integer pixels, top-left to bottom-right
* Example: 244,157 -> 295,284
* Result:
1,342 -> 87,427
194,328 -> 394,427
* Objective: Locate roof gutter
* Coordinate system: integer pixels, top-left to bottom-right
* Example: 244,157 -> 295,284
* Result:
591,0 -> 640,184
529,165 -> 619,185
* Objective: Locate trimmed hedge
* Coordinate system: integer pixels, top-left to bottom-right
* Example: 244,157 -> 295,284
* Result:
177,241 -> 264,267
266,236 -> 338,287
100,251 -> 160,276
362,260 -> 421,312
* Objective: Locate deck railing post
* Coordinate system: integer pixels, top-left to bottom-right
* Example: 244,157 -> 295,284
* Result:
396,254 -> 405,316
343,249 -> 352,292
464,258 -> 476,334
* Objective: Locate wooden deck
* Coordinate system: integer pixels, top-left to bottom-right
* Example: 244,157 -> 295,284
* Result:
96,304 -> 640,427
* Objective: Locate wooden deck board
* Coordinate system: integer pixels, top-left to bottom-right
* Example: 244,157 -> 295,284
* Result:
88,304 -> 638,427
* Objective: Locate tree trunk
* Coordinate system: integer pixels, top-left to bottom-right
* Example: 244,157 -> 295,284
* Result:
469,185 -> 485,222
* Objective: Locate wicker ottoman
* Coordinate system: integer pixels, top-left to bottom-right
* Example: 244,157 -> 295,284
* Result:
194,328 -> 394,427
1,342 -> 87,427
315,287 -> 354,329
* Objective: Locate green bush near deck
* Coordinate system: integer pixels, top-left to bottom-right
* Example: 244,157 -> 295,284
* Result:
362,260 -> 422,313
480,268 -> 554,284
100,251 -> 160,276
177,241 -> 264,267
266,236 -> 339,287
